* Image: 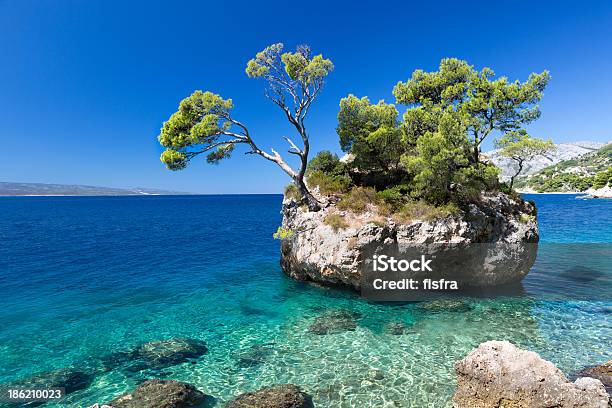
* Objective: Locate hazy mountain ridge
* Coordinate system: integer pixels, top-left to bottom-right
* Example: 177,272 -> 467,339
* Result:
485,141 -> 608,181
0,182 -> 194,196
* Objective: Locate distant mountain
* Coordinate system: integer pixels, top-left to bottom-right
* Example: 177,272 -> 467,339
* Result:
513,143 -> 612,193
0,182 -> 195,196
484,141 -> 608,181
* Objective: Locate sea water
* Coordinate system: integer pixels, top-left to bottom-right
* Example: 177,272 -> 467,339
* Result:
0,194 -> 610,407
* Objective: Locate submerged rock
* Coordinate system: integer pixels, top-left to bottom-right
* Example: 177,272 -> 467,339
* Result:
103,338 -> 208,372
453,341 -> 609,408
235,344 -> 274,368
280,193 -> 538,289
226,384 -> 313,408
307,310 -> 359,335
384,322 -> 407,335
416,298 -> 473,313
576,360 -> 612,395
6,368 -> 94,395
108,379 -> 209,408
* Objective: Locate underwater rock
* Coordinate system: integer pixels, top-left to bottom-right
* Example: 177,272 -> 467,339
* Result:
384,322 -> 407,335
103,338 -> 208,372
576,360 -> 612,395
416,298 -> 473,313
6,368 -> 94,395
280,193 -> 538,289
108,379 -> 208,408
454,341 -> 609,408
226,384 -> 313,408
307,310 -> 358,335
235,344 -> 274,368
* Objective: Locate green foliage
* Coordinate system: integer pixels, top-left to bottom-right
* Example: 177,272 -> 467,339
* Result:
306,151 -> 352,195
158,44 -> 334,212
393,58 -> 550,157
401,108 -> 473,204
307,171 -> 351,195
337,187 -> 378,213
334,58 -> 548,206
273,226 -> 295,240
324,213 -> 349,231
246,43 -> 333,85
307,151 -> 347,176
284,183 -> 301,201
160,149 -> 188,170
375,185 -> 411,213
592,168 -> 612,189
495,131 -> 555,160
494,130 -> 555,188
337,95 -> 404,177
515,143 -> 611,192
535,173 -> 593,192
519,214 -> 535,224
158,90 -> 238,169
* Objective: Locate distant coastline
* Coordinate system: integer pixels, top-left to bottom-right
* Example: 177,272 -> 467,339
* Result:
0,181 -> 195,197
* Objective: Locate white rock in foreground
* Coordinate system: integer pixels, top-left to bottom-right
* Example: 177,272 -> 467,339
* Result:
453,341 -> 609,408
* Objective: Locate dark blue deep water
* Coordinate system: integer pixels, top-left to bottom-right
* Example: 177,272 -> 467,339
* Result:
0,194 -> 610,407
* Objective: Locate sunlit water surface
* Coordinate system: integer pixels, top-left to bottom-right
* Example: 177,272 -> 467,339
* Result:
0,194 -> 610,407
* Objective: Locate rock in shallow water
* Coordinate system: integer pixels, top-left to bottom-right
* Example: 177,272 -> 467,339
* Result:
307,310 -> 359,335
102,338 -> 208,372
416,298 -> 473,313
235,344 -> 274,368
576,360 -> 612,396
280,193 -> 538,289
226,384 -> 313,408
453,341 -> 609,408
108,379 -> 209,408
384,322 -> 407,335
5,368 -> 94,394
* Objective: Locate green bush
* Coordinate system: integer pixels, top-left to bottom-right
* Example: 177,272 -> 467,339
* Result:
307,171 -> 351,195
273,226 -> 295,240
593,169 -> 612,189
307,151 -> 346,175
376,185 -> 410,213
284,183 -> 301,201
324,213 -> 349,231
337,186 -> 378,213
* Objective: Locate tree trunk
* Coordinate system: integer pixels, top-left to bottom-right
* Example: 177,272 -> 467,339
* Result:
295,177 -> 320,211
509,160 -> 523,191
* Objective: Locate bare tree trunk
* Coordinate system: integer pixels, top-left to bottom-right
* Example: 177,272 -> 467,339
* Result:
509,159 -> 523,191
295,177 -> 320,211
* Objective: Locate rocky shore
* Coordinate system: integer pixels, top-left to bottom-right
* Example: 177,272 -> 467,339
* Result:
280,192 -> 539,290
4,333 -> 609,408
453,341 -> 610,408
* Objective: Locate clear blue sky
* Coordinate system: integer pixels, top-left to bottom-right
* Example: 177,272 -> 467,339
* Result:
1,0 -> 611,193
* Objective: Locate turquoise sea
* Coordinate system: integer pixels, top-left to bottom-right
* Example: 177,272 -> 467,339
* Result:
0,194 -> 610,407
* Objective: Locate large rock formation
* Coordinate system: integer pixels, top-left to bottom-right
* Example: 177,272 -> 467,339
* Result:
280,193 -> 538,290
453,341 -> 609,408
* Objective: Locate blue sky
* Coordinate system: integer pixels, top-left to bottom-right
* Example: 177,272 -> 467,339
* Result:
1,0 -> 611,193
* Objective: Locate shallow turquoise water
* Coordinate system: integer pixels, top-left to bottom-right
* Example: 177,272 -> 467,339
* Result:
0,194 -> 610,407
